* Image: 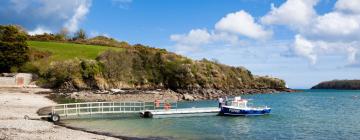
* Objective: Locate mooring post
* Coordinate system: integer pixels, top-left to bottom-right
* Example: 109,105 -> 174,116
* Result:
65,104 -> 68,117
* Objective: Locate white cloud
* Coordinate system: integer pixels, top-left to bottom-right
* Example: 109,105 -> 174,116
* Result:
260,0 -> 360,65
347,47 -> 358,64
170,29 -> 211,46
170,28 -> 245,54
27,26 -> 52,35
64,1 -> 91,32
306,12 -> 360,40
168,0 -> 360,66
261,0 -> 318,29
170,10 -> 270,54
335,0 -> 360,14
294,35 -> 317,64
293,34 -> 360,65
3,0 -> 92,33
215,10 -> 271,40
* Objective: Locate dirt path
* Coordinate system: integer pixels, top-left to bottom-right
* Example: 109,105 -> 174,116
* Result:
0,88 -> 119,140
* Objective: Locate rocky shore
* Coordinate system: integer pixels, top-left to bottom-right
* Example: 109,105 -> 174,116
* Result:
50,88 -> 296,103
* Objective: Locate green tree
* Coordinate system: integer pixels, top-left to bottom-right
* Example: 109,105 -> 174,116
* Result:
0,25 -> 29,72
73,29 -> 87,40
55,28 -> 69,41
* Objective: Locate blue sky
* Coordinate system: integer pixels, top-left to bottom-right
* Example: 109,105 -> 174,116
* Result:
1,0 -> 360,88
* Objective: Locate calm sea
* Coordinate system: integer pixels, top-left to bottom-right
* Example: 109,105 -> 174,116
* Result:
62,90 -> 360,139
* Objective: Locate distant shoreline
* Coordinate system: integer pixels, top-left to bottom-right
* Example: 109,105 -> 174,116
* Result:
312,80 -> 360,90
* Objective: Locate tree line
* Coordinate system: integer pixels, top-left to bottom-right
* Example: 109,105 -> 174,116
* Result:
29,28 -> 87,41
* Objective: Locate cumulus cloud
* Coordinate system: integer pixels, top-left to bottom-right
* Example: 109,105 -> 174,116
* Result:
335,0 -> 360,14
347,47 -> 358,64
306,12 -> 360,41
64,1 -> 91,32
260,0 -> 360,65
215,10 -> 272,40
293,34 -> 360,65
0,0 -> 92,33
169,0 -> 360,66
170,29 -> 243,54
261,0 -> 318,29
293,35 -> 317,64
27,26 -> 52,35
170,29 -> 211,46
170,10 -> 268,54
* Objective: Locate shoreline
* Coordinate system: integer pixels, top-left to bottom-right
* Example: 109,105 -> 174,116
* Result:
56,122 -> 169,140
0,87 -> 120,140
49,88 -> 296,103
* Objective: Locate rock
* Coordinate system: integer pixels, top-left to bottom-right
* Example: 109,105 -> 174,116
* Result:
110,89 -> 125,93
183,94 -> 195,101
146,91 -> 160,94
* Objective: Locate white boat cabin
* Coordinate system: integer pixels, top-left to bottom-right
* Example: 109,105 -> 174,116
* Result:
229,96 -> 248,108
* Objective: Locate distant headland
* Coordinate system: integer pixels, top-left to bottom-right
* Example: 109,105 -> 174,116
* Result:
311,80 -> 360,90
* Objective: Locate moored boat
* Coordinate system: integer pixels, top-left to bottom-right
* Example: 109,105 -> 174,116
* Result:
219,96 -> 271,116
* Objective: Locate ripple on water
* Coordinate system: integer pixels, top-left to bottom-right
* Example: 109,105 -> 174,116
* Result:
63,90 -> 360,139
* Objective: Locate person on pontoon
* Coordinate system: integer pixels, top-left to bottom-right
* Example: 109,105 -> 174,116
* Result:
225,96 -> 229,105
218,97 -> 224,108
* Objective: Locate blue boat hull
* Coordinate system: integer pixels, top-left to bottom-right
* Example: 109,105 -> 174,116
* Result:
219,106 -> 271,116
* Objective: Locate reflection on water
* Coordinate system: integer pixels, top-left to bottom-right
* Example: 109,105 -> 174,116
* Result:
63,90 -> 360,139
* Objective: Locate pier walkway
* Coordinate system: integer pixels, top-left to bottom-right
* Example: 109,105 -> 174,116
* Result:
47,101 -> 219,121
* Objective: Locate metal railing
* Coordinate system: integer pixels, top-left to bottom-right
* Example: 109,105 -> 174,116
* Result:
51,101 -> 177,117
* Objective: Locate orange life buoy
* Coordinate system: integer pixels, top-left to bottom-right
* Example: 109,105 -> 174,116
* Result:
155,99 -> 160,107
164,103 -> 171,110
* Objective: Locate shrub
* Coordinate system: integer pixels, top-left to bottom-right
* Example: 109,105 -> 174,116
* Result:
0,25 -> 29,72
73,29 -> 87,40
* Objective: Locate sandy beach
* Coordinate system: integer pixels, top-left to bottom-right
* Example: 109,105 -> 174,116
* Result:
0,88 -> 119,140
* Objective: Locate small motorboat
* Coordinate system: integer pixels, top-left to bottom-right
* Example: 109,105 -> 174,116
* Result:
219,96 -> 271,116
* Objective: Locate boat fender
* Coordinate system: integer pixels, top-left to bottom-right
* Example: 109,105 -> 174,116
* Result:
142,111 -> 153,118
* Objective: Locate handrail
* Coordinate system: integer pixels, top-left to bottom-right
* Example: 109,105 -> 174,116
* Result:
51,101 -> 178,117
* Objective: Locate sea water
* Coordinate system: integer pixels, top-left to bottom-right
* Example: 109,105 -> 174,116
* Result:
62,90 -> 360,139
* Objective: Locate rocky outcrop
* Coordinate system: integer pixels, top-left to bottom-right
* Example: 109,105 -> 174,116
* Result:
182,94 -> 195,101
312,80 -> 360,90
49,88 -> 295,103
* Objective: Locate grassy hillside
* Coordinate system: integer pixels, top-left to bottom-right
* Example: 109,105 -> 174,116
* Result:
24,39 -> 286,91
28,41 -> 121,61
2,25 -> 288,94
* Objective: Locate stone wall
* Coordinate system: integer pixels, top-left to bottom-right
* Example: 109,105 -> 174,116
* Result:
0,77 -> 16,87
0,73 -> 34,87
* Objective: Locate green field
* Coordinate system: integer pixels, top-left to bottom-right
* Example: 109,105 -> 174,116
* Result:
28,41 -> 122,61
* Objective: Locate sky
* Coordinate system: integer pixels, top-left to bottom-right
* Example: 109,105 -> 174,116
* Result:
1,0 -> 360,89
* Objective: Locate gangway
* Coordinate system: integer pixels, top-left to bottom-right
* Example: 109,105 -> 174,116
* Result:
46,100 -> 219,122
